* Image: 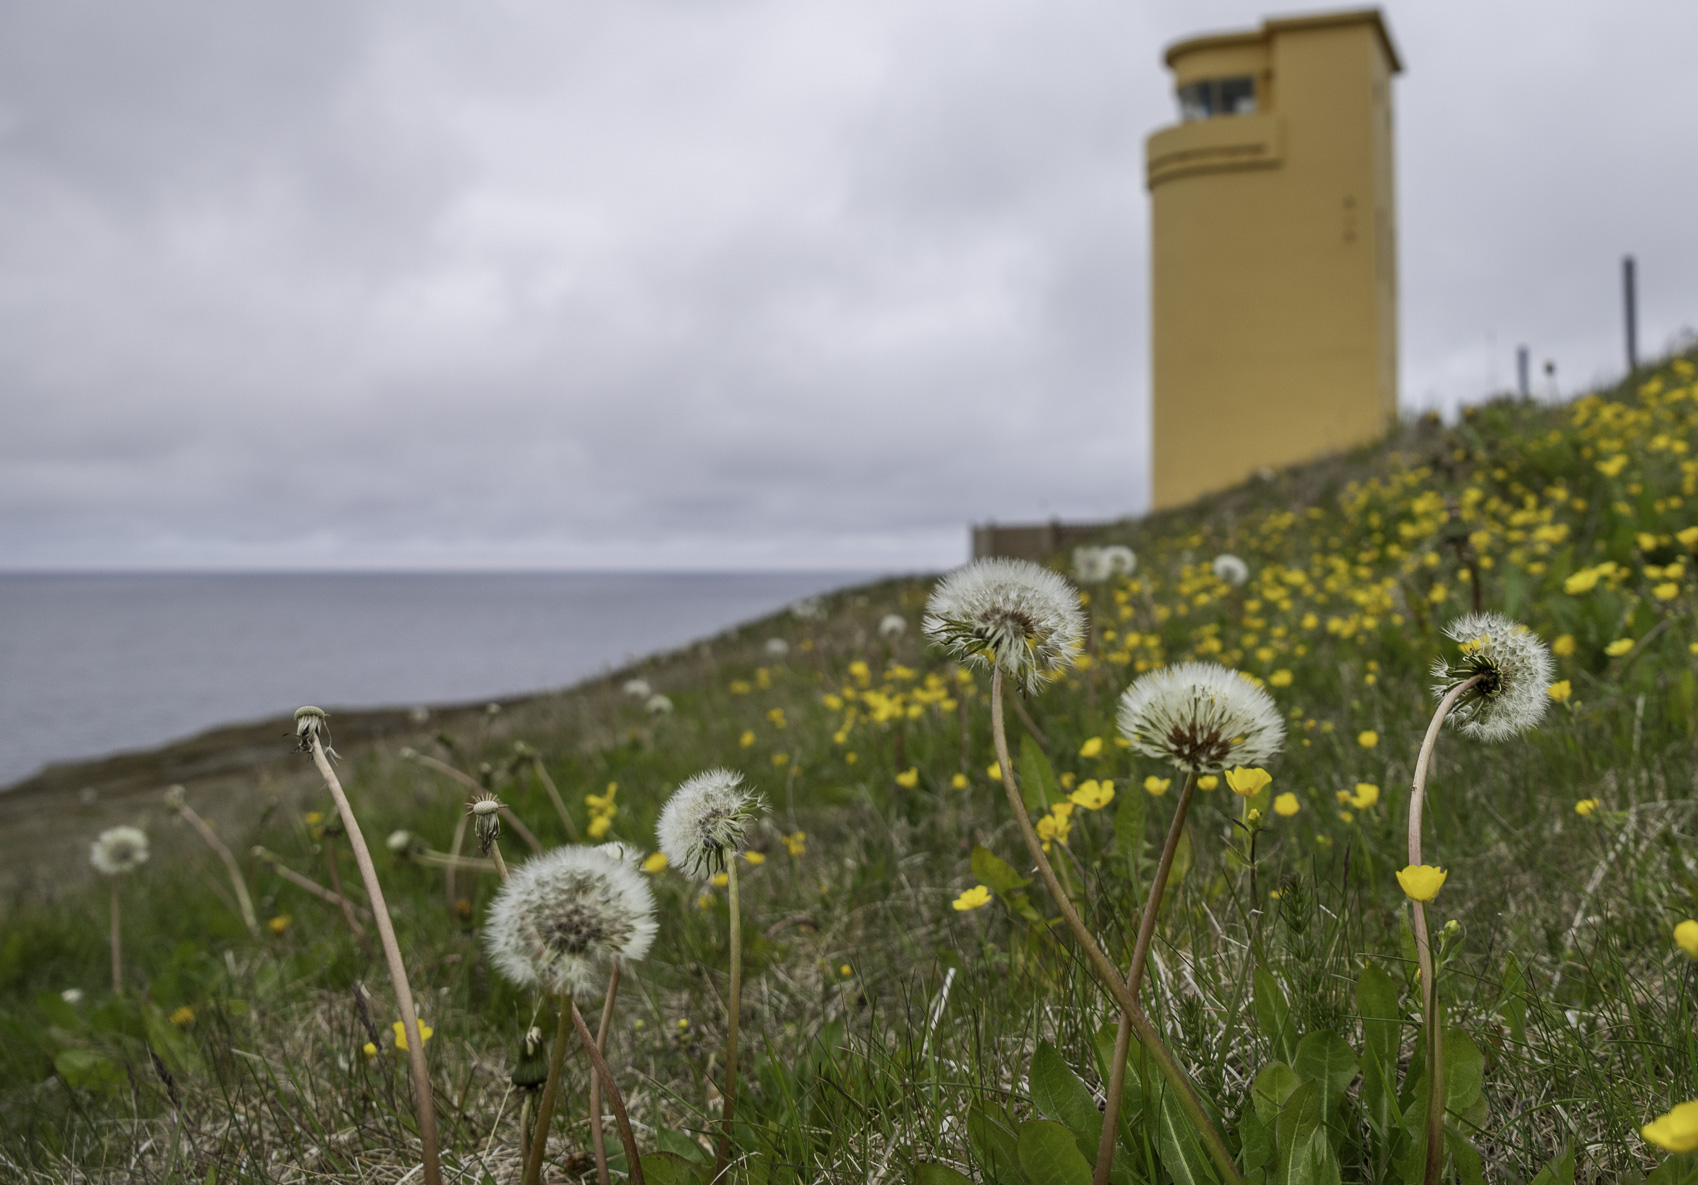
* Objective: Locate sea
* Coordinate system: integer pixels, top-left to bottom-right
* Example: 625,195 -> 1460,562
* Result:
0,570 -> 870,789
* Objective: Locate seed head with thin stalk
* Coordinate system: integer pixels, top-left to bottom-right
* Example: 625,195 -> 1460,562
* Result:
90,826 -> 147,995
484,845 -> 657,998
1117,661 -> 1285,773
922,557 -> 1085,693
1431,612 -> 1555,740
656,768 -> 763,877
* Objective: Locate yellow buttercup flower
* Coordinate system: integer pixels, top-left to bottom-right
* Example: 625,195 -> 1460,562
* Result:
1272,792 -> 1299,817
986,762 -> 1002,781
1573,798 -> 1599,817
712,872 -> 729,888
1268,669 -> 1293,687
1078,736 -> 1103,758
1552,633 -> 1576,656
1654,582 -> 1681,601
1196,774 -> 1219,791
1679,525 -> 1698,548
1642,1100 -> 1698,1154
1396,865 -> 1447,902
952,885 -> 993,911
588,815 -> 612,839
739,730 -> 755,748
1547,680 -> 1572,703
1563,567 -> 1601,594
1605,638 -> 1634,657
1142,775 -> 1171,797
781,831 -> 807,857
743,851 -> 766,866
895,767 -> 919,788
1675,920 -> 1698,959
303,811 -> 325,826
950,773 -> 968,790
393,1020 -> 433,1051
1224,766 -> 1272,797
1357,730 -> 1379,749
642,851 -> 669,873
362,1041 -> 378,1059
839,964 -> 852,977
1069,779 -> 1115,810
169,1006 -> 195,1027
268,915 -> 291,935
1350,782 -> 1379,809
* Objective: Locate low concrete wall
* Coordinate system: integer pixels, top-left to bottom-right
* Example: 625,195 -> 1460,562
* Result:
970,519 -> 1117,562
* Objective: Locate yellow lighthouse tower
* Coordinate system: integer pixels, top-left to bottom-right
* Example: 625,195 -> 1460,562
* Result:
1148,9 -> 1401,509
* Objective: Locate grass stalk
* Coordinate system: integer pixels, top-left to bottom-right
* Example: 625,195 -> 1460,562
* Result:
522,996 -> 574,1185
1407,676 -> 1477,1185
714,857 -> 744,1180
532,756 -> 581,840
307,732 -> 442,1185
1094,769 -> 1198,1185
989,669 -> 1243,1184
109,878 -> 122,996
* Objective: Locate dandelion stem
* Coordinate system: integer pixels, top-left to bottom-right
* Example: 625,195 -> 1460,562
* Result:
531,756 -> 581,840
522,995 -> 574,1185
308,734 -> 442,1185
1094,769 -> 1198,1185
990,669 -> 1242,1184
110,878 -> 122,996
446,813 -> 470,915
589,960 -> 622,1185
172,800 -> 259,936
489,839 -> 509,884
1408,675 -> 1477,1185
714,858 -> 744,1179
571,995 -> 646,1185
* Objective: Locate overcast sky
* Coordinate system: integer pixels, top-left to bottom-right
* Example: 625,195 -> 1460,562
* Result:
2,1 -> 1694,572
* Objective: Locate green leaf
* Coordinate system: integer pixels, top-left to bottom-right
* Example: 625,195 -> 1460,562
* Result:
968,1104 -> 1023,1185
911,1164 -> 975,1185
35,991 -> 81,1032
1499,954 -> 1528,1046
144,1004 -> 201,1079
640,1152 -> 710,1185
1239,1105 -> 1274,1176
1019,736 -> 1061,811
53,1048 -> 124,1094
1358,1052 -> 1401,1143
1153,1083 -> 1220,1185
1030,1041 -> 1104,1150
1271,1079 -> 1333,1185
1114,783 -> 1147,868
1355,961 -> 1400,1072
1251,1062 -> 1302,1125
1527,1145 -> 1576,1185
1292,1032 -> 1358,1115
1092,1022 -> 1147,1151
1442,1029 -> 1485,1113
657,1129 -> 712,1165
1017,1119 -> 1094,1185
1446,1127 -> 1487,1185
1254,968 -> 1299,1064
972,845 -> 1031,895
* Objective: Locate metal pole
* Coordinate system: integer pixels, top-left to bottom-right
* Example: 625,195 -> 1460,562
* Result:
1623,255 -> 1638,373
1516,346 -> 1529,397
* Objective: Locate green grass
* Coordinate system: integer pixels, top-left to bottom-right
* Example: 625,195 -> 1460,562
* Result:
4,353 -> 1698,1184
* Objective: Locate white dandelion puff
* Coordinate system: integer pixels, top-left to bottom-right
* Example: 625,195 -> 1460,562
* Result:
595,841 -> 644,867
1117,662 -> 1285,773
764,638 -> 790,657
877,614 -> 907,640
922,558 -> 1086,693
485,845 -> 657,998
1101,545 -> 1137,577
1073,547 -> 1111,583
790,596 -> 827,622
1431,612 -> 1554,740
657,769 -> 764,877
1211,554 -> 1250,587
645,693 -> 674,715
621,678 -> 652,700
90,826 -> 149,876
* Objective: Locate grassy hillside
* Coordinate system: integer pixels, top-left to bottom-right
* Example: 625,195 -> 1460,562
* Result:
3,352 -> 1698,1184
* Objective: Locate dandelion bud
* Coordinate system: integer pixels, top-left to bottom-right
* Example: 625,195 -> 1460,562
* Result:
294,706 -> 328,751
510,1026 -> 550,1089
386,830 -> 414,854
467,793 -> 503,854
163,784 -> 186,810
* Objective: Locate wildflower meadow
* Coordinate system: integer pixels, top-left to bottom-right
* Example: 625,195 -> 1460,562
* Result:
3,353 -> 1698,1183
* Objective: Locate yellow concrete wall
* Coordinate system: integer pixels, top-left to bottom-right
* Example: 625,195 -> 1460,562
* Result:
1149,10 -> 1399,509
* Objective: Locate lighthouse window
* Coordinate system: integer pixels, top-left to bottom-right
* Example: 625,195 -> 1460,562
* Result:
1177,76 -> 1257,121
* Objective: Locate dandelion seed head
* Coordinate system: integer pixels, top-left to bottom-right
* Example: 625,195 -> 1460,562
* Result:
485,845 -> 657,997
922,558 -> 1085,693
1431,612 -> 1554,740
656,769 -> 764,877
621,678 -> 652,700
90,826 -> 149,876
645,693 -> 674,715
1117,662 -> 1285,773
1211,554 -> 1250,587
877,614 -> 907,640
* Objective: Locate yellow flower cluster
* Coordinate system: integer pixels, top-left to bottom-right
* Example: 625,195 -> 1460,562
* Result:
584,782 -> 618,839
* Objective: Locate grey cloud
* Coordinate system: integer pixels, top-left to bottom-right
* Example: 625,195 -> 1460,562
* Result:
1,1 -> 1695,570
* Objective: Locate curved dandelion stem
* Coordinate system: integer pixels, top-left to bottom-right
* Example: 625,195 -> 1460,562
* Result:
307,734 -> 442,1185
1094,769 -> 1198,1185
714,859 -> 744,1179
571,996 -> 646,1185
1408,675 -> 1477,1185
172,799 -> 259,936
589,960 -> 622,1185
109,879 -> 122,996
989,669 -> 1242,1184
531,755 -> 581,840
522,995 -> 574,1185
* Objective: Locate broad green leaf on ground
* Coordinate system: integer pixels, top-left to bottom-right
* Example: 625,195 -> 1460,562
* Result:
1442,1029 -> 1485,1113
1293,1032 -> 1358,1115
1251,1061 -> 1302,1125
1154,1082 -> 1220,1185
641,1153 -> 710,1185
911,1163 -> 974,1185
968,1104 -> 1023,1185
1528,1145 -> 1575,1185
1017,1118 -> 1094,1185
1030,1039 -> 1104,1149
